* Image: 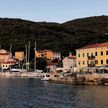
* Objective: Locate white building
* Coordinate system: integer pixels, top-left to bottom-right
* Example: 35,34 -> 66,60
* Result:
47,63 -> 57,72
0,49 -> 16,69
53,52 -> 61,60
62,53 -> 76,72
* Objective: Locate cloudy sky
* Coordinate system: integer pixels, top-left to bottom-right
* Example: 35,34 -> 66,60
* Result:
0,0 -> 108,23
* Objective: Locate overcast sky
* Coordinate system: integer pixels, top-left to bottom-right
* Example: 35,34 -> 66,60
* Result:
0,0 -> 108,23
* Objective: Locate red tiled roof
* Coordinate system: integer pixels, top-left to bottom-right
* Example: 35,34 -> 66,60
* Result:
77,42 -> 108,50
1,61 -> 16,64
0,53 -> 9,55
68,55 -> 76,59
6,61 -> 16,64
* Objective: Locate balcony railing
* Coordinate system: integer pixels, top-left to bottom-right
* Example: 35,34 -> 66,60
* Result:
88,64 -> 95,67
87,62 -> 95,67
87,55 -> 95,60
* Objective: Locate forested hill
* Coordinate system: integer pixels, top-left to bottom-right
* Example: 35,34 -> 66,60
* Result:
0,16 -> 108,56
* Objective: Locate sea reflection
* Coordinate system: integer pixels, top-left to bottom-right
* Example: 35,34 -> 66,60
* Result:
0,78 -> 107,108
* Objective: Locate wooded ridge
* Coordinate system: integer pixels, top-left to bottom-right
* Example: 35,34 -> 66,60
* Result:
0,15 -> 108,56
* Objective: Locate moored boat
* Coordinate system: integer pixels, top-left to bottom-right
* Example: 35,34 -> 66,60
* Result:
41,74 -> 52,81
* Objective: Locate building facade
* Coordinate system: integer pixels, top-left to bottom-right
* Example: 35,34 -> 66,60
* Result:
0,49 -> 16,69
0,49 -> 11,63
62,53 -> 76,72
35,50 -> 61,60
15,51 -> 24,61
47,63 -> 57,72
76,42 -> 108,71
53,52 -> 61,60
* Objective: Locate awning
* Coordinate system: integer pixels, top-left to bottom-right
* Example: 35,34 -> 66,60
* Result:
81,67 -> 96,70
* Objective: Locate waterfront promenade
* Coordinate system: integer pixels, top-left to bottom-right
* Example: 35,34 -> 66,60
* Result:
0,71 -> 45,78
0,71 -> 108,85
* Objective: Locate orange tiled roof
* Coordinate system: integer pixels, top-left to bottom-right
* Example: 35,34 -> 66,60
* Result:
78,42 -> 108,50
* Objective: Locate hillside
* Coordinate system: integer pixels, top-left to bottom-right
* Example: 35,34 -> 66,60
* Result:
0,16 -> 108,56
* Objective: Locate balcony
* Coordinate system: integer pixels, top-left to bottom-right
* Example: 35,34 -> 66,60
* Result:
87,61 -> 95,67
87,55 -> 95,60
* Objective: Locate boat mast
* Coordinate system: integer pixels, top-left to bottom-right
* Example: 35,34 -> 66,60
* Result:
25,45 -> 28,71
34,41 -> 36,72
9,43 -> 12,70
28,41 -> 30,70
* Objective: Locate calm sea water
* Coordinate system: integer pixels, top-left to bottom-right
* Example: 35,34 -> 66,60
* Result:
0,78 -> 107,108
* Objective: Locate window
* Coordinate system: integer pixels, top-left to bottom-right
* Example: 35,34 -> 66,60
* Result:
104,69 -> 108,73
95,52 -> 97,56
95,60 -> 98,64
106,59 -> 108,64
83,61 -> 85,65
78,54 -> 80,57
41,54 -> 44,57
101,51 -> 103,56
78,61 -> 80,65
83,53 -> 84,57
87,53 -> 89,57
101,60 -> 103,64
106,51 -> 108,55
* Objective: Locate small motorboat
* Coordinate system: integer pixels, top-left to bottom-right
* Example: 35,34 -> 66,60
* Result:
41,74 -> 52,81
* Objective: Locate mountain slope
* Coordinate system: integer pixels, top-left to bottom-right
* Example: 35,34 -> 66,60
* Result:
0,16 -> 108,55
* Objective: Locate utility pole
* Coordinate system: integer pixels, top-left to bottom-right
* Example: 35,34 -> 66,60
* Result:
34,41 -> 36,72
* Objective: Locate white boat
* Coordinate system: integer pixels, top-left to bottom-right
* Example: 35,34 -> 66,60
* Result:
10,68 -> 22,72
41,74 -> 52,81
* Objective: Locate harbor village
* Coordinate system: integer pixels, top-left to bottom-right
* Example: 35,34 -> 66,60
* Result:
0,42 -> 108,85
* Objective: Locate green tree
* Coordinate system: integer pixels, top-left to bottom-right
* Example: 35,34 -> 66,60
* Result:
36,58 -> 47,71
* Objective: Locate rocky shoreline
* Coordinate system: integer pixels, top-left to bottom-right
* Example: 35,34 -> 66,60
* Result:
0,72 -> 108,85
47,77 -> 108,85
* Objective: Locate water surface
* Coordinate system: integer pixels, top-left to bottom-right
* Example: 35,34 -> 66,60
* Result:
0,78 -> 107,108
